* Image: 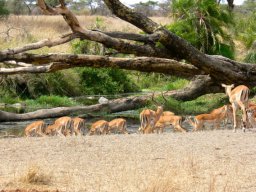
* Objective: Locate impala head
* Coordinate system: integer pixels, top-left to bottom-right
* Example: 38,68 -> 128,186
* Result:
221,84 -> 234,96
246,108 -> 256,118
151,92 -> 168,110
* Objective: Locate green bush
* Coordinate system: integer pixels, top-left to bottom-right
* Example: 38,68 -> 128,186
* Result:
168,0 -> 235,58
79,67 -> 139,95
0,0 -> 9,18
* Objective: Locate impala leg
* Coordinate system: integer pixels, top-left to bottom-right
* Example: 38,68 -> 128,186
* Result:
237,101 -> 248,132
231,103 -> 238,132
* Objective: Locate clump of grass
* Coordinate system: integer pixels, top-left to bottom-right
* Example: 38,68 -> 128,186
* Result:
151,93 -> 228,115
25,95 -> 79,108
164,78 -> 189,91
20,165 -> 52,186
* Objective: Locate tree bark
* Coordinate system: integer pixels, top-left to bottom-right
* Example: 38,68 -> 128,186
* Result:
0,53 -> 202,78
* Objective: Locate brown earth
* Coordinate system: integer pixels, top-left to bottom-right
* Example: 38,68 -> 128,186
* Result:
0,129 -> 256,191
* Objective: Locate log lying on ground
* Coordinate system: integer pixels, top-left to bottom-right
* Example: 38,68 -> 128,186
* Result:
0,75 -> 220,122
0,96 -> 148,122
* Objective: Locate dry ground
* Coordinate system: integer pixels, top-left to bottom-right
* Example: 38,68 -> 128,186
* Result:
1,130 -> 256,191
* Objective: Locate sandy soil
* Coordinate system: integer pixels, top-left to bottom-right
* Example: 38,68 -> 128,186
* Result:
0,130 -> 256,192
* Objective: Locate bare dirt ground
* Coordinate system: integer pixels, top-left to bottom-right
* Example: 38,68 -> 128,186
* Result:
1,129 -> 256,192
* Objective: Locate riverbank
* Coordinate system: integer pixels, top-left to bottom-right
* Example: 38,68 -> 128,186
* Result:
1,130 -> 256,191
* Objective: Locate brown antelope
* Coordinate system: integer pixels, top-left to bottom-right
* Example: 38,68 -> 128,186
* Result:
245,103 -> 256,128
89,120 -> 109,135
221,84 -> 250,132
139,106 -> 163,133
188,105 -> 229,131
45,123 -> 63,136
24,120 -> 46,137
154,114 -> 187,133
108,118 -> 128,134
73,117 -> 86,136
54,116 -> 73,135
211,104 -> 233,127
162,111 -> 175,116
139,92 -> 166,133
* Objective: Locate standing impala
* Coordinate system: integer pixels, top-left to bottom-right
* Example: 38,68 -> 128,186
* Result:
221,84 -> 250,132
139,106 -> 163,133
139,92 -> 166,133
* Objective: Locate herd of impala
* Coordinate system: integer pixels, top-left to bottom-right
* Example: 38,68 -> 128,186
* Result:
24,84 -> 256,137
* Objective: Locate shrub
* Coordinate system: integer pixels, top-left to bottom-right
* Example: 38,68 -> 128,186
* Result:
168,0 -> 235,58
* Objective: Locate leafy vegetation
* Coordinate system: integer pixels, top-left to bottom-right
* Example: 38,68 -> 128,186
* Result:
151,93 -> 228,115
0,0 -> 9,18
168,0 -> 235,58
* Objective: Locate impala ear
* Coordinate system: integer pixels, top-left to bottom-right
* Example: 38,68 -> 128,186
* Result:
221,83 -> 226,87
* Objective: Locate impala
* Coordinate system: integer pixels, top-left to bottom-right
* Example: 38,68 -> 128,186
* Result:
24,120 -> 46,137
188,105 -> 229,131
54,116 -> 73,135
108,118 -> 128,134
139,106 -> 163,133
162,111 -> 175,116
45,123 -> 63,136
222,84 -> 250,132
245,103 -> 256,128
139,92 -> 167,133
73,117 -> 86,136
89,120 -> 109,135
154,114 -> 187,133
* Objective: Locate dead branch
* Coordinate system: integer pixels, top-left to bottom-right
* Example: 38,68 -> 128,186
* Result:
0,54 -> 202,78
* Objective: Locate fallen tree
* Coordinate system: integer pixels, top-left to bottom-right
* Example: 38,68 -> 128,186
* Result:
0,0 -> 255,121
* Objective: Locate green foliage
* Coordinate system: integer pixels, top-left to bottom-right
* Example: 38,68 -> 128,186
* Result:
135,73 -> 188,91
45,0 -> 60,6
25,95 -> 78,108
236,12 -> 256,49
244,49 -> 256,63
168,0 -> 235,58
0,0 -> 9,17
152,93 -> 228,115
71,17 -> 139,95
79,68 -> 139,95
0,70 -> 83,100
164,78 -> 189,91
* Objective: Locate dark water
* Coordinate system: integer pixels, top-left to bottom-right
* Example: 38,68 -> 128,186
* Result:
0,118 -> 143,137
0,113 -> 233,138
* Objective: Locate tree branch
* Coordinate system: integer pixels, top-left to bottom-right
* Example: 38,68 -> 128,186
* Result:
103,0 -> 256,85
0,33 -> 76,59
1,54 -> 203,78
165,75 -> 222,101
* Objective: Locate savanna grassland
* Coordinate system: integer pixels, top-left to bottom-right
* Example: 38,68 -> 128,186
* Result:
1,15 -> 256,192
0,15 -> 172,53
1,130 -> 256,192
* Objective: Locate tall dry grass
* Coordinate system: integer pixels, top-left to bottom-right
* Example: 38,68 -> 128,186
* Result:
0,15 -> 173,54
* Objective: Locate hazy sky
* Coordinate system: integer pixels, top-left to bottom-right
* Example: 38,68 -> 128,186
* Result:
120,0 -> 245,6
